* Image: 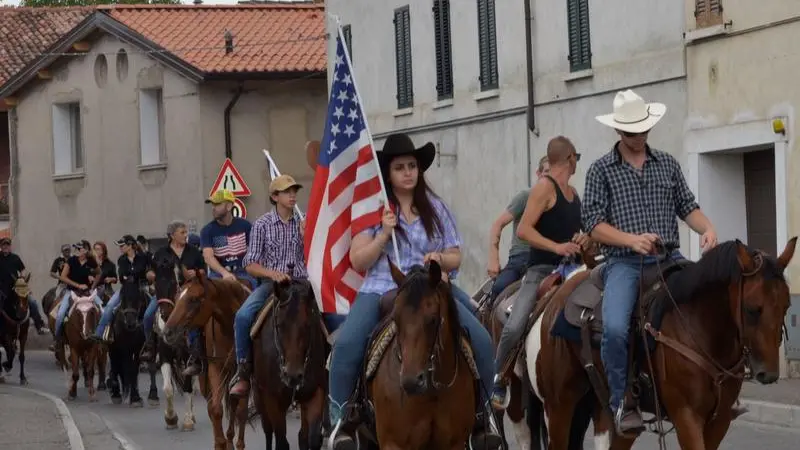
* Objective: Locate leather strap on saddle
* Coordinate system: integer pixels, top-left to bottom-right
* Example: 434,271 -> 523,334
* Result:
579,317 -> 610,412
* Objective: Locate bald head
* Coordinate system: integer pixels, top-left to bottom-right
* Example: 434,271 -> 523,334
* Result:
547,136 -> 576,166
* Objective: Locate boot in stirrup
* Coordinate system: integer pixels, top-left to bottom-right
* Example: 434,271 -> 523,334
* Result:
229,360 -> 252,398
140,333 -> 156,362
181,334 -> 204,377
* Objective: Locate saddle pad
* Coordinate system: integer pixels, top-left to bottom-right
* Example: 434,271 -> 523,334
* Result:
49,299 -> 62,320
364,320 -> 480,381
249,295 -> 277,339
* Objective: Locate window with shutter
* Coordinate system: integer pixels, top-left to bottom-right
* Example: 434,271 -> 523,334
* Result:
342,24 -> 353,63
477,0 -> 499,91
695,0 -> 723,29
566,0 -> 591,72
433,0 -> 453,100
394,6 -> 414,109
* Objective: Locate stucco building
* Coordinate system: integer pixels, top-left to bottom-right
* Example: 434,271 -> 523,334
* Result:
325,0 -> 689,291
684,0 -> 800,373
0,4 -> 328,296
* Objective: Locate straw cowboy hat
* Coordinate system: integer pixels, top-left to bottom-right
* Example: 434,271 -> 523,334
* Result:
377,133 -> 436,172
595,90 -> 667,134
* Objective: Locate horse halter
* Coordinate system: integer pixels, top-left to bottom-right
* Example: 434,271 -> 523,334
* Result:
393,273 -> 459,391
272,294 -> 313,390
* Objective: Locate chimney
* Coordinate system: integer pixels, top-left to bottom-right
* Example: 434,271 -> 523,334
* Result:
224,30 -> 234,54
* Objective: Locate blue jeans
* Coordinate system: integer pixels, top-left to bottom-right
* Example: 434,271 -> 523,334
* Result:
142,296 -> 159,338
95,290 -> 157,338
55,290 -> 103,337
233,281 -> 274,361
327,284 -> 494,424
601,251 -> 683,411
490,252 -> 529,300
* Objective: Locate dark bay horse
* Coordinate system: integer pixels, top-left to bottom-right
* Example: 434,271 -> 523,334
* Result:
0,275 -> 32,384
161,271 -> 250,450
252,278 -> 328,450
361,261 -> 475,449
59,288 -> 101,401
107,281 -> 147,407
525,238 -> 797,450
148,251 -> 199,430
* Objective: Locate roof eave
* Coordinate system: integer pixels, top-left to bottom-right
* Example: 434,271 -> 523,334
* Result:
201,70 -> 327,82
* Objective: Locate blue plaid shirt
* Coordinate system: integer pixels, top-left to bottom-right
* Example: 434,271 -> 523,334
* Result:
359,194 -> 461,295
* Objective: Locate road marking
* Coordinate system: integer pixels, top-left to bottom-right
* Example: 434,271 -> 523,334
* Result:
9,385 -> 85,450
95,413 -> 142,450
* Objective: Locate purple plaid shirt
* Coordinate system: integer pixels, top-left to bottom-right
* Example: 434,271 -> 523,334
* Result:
359,194 -> 461,295
242,210 -> 308,279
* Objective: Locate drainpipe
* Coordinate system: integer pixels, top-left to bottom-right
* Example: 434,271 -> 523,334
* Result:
223,83 -> 244,160
7,107 -> 18,240
523,0 -> 537,186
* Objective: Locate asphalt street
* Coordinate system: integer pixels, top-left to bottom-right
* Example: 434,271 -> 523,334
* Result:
1,350 -> 798,449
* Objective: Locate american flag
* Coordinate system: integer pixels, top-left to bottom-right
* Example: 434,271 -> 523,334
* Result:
304,31 -> 384,315
212,232 -> 248,258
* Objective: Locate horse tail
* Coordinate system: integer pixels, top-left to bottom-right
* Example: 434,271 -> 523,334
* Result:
527,393 -> 548,450
568,391 -> 594,450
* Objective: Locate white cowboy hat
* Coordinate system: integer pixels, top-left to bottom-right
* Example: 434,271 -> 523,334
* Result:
595,90 -> 667,134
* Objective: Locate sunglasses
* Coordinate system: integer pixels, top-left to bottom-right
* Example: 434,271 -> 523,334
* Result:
572,153 -> 582,161
622,130 -> 648,138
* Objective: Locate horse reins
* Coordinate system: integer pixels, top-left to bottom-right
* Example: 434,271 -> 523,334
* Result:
272,296 -> 314,393
640,244 -> 762,447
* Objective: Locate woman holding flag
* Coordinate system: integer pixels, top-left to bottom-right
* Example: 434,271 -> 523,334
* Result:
328,133 -> 502,450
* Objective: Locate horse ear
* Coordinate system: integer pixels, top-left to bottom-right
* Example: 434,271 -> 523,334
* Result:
427,260 -> 442,286
735,241 -> 754,271
777,236 -> 798,270
388,256 -> 405,286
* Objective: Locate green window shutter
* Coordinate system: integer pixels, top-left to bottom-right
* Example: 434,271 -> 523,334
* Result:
342,24 -> 353,63
433,0 -> 453,100
567,0 -> 591,72
394,6 -> 414,109
477,0 -> 499,91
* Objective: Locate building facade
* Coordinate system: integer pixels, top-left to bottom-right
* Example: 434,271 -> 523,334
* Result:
0,5 -> 327,296
325,0 -> 689,291
684,0 -> 799,374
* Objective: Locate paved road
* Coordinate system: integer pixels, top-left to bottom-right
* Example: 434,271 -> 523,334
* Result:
2,350 -> 799,449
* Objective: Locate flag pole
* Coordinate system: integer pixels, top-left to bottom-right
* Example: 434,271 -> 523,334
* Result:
332,21 -> 401,263
262,149 -> 305,220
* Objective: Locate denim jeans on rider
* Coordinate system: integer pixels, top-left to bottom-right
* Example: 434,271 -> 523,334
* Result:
26,296 -> 45,329
601,250 -> 684,411
233,281 -> 274,361
327,284 -> 494,424
54,290 -> 103,337
94,290 -> 157,338
493,264 -> 555,374
490,253 -> 530,301
142,296 -> 160,339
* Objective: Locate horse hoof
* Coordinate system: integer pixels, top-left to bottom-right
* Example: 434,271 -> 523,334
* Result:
97,383 -> 106,391
19,378 -> 27,386
130,401 -> 143,408
68,395 -> 76,401
181,422 -> 194,432
111,397 -> 122,405
148,399 -> 160,407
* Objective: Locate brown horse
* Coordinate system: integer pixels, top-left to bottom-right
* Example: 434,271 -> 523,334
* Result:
251,278 -> 328,450
58,288 -> 101,401
361,261 -> 475,449
161,271 -> 250,450
524,238 -> 796,450
0,275 -> 32,384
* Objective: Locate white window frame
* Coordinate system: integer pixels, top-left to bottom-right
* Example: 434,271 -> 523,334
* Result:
52,102 -> 84,175
139,88 -> 166,166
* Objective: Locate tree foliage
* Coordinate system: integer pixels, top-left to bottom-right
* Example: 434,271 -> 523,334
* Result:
21,0 -> 181,6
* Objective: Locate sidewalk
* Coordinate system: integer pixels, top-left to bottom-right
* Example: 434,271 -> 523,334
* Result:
739,378 -> 800,429
0,385 -> 71,449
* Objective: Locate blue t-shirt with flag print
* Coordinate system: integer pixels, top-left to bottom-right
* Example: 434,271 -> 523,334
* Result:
200,217 -> 252,277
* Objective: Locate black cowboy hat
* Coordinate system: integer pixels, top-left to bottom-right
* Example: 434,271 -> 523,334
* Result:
377,133 -> 436,172
114,235 -> 137,247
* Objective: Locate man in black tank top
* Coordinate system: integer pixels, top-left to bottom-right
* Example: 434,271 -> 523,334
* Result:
491,136 -> 588,409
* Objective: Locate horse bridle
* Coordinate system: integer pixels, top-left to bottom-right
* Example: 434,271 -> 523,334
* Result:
392,272 -> 460,391
272,295 -> 314,390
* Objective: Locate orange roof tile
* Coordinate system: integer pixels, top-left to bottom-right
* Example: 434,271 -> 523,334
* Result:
0,6 -> 93,87
102,4 -> 326,75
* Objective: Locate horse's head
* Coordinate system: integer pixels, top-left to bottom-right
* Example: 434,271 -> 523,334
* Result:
10,276 -> 31,319
389,259 -> 459,396
153,255 -> 179,326
162,270 -> 214,346
272,278 -> 317,388
116,282 -> 145,332
70,289 -> 99,339
734,237 -> 796,383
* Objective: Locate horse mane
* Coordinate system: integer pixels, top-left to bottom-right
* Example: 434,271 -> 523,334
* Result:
397,265 -> 462,346
119,281 -> 143,308
665,240 -> 784,305
277,280 -> 315,319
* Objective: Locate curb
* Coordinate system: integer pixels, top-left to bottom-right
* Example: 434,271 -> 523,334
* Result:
739,399 -> 800,429
8,386 -> 85,450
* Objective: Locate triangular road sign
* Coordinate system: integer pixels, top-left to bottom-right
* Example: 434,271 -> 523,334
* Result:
209,158 -> 251,197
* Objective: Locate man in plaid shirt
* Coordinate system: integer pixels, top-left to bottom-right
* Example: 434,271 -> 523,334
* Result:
584,90 -> 719,435
229,174 -> 307,397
